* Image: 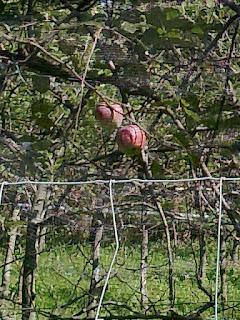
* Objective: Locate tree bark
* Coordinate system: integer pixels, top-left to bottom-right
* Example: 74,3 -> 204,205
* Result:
140,218 -> 148,312
198,221 -> 206,280
157,202 -> 175,308
231,238 -> 239,263
0,207 -> 20,297
0,205 -> 21,320
220,229 -> 227,316
22,185 -> 49,320
87,216 -> 104,319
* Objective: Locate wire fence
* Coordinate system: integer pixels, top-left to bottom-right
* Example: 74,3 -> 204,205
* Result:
0,177 -> 239,320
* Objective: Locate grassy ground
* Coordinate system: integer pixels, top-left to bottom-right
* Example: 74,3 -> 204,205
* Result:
0,239 -> 240,319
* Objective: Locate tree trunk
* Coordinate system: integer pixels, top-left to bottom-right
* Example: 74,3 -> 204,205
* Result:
156,201 -> 175,308
231,238 -> 239,263
198,223 -> 206,280
140,219 -> 148,312
87,216 -> 104,319
220,229 -> 227,316
172,221 -> 178,249
0,207 -> 20,297
0,206 -> 21,320
22,185 -> 49,320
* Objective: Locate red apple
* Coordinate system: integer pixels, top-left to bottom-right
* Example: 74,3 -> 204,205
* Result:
117,125 -> 146,153
95,102 -> 123,128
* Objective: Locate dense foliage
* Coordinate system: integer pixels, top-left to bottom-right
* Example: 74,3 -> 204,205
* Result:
0,0 -> 239,181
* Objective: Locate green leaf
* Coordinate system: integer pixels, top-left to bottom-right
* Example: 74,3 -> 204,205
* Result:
121,21 -> 138,34
165,8 -> 181,21
32,75 -> 50,93
188,152 -> 200,167
183,94 -> 200,109
174,132 -> 191,148
145,7 -> 164,27
151,160 -> 164,179
31,100 -> 54,115
206,0 -> 215,8
183,107 -> 200,122
141,28 -> 161,49
120,9 -> 142,23
145,7 -> 192,31
32,140 -> 52,151
35,116 -> 54,130
59,40 -> 76,55
191,25 -> 204,35
219,117 -> 240,130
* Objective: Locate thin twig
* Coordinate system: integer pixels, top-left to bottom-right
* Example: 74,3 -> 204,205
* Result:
75,28 -> 102,129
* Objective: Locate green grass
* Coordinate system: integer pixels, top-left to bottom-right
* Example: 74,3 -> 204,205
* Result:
0,240 -> 239,319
